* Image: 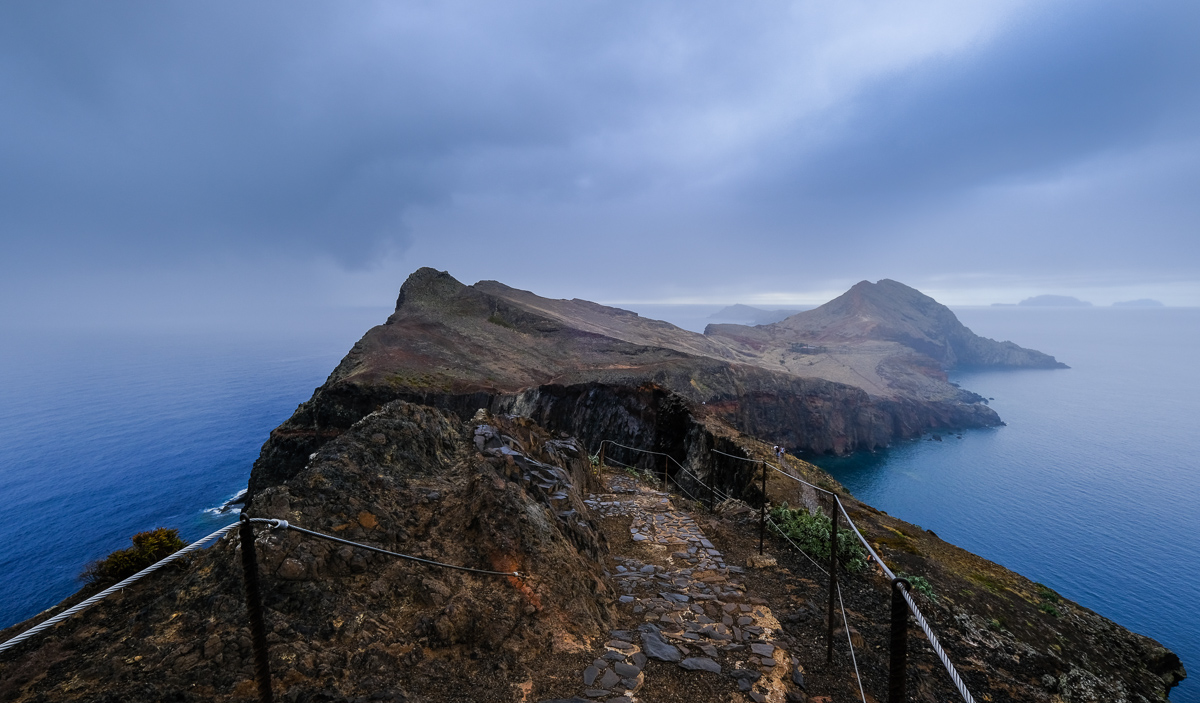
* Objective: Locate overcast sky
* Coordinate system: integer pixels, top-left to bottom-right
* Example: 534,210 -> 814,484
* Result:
2,0 -> 1198,329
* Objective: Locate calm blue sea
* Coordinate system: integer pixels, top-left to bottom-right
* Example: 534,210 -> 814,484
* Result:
815,307 -> 1199,701
1,306 -> 1195,699
0,312 -> 385,630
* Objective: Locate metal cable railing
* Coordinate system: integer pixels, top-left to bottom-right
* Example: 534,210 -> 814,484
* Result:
710,445 -> 976,703
607,442 -> 870,701
5,437 -> 979,703
837,580 -> 868,703
0,521 -> 242,655
0,516 -> 521,658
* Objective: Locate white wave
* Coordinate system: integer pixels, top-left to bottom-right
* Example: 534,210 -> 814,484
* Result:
203,488 -> 248,515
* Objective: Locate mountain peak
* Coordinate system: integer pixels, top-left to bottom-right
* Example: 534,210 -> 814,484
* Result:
394,268 -> 468,311
771,279 -> 1065,369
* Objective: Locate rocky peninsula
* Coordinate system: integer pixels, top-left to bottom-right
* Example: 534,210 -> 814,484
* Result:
0,270 -> 1182,702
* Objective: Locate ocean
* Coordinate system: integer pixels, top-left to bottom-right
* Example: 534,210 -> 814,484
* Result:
815,307 -> 1199,701
0,312 -> 385,631
0,305 -> 1195,699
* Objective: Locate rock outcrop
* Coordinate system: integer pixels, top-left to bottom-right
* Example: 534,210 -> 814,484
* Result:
0,270 -> 1180,702
249,270 -> 1046,496
0,403 -> 615,702
0,403 -> 1183,702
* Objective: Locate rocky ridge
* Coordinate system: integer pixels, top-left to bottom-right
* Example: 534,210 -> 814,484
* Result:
248,269 -> 1056,496
0,402 -> 1184,701
2,270 -> 1181,702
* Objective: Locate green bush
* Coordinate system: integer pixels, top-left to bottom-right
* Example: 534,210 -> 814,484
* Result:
1032,581 -> 1062,616
898,572 -> 937,601
768,503 -> 867,573
81,528 -> 188,585
623,466 -> 654,483
1035,582 -> 1061,603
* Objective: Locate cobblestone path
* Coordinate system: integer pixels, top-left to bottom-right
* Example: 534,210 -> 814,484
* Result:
542,473 -> 806,703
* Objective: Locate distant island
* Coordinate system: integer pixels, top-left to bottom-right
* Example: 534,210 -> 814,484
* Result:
1113,299 -> 1165,307
1018,295 -> 1093,307
707,303 -> 804,326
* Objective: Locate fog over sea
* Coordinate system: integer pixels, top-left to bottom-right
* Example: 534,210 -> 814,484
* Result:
1,306 -> 1195,700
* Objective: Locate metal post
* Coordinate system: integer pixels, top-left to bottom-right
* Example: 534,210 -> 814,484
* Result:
826,496 -> 839,663
599,443 -> 605,471
663,454 -> 668,493
758,462 -> 766,555
239,515 -> 274,703
889,578 -> 911,703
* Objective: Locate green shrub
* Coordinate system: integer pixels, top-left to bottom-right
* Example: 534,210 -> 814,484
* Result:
768,503 -> 866,573
898,572 -> 937,601
1032,581 -> 1063,616
81,528 -> 188,585
1035,582 -> 1061,603
623,466 -> 654,483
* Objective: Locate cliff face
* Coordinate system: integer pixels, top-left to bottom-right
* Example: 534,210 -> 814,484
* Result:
1,401 -> 1183,702
249,270 -> 1023,495
0,271 -> 1180,702
1,403 -> 615,702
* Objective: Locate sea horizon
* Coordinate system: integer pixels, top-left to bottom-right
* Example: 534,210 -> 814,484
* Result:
0,305 -> 1194,699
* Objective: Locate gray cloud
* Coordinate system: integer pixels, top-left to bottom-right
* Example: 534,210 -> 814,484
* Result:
0,0 -> 1197,314
756,0 -> 1199,206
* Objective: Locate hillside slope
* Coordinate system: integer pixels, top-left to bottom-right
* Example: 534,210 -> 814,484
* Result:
0,401 -> 1182,702
764,279 -> 1067,369
248,270 -> 1017,494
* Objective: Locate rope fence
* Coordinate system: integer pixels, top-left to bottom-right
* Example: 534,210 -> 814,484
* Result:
900,585 -> 976,703
599,440 -> 727,508
0,521 -> 242,655
3,436 -> 976,703
599,440 -> 867,698
837,580 -> 868,703
607,441 -> 975,703
269,520 -> 522,578
0,516 -> 521,660
709,446 -> 976,703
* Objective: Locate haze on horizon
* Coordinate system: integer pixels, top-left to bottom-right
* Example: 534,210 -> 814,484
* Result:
2,0 -> 1198,331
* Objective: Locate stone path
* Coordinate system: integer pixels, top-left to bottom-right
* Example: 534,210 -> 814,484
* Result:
545,473 -> 807,703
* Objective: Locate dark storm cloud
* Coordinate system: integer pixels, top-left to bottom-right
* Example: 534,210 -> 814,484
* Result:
1,0 -> 1198,309
757,0 -> 1200,217
0,1 -> 650,268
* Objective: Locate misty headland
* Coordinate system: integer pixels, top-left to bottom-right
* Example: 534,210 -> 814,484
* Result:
0,271 -> 1190,702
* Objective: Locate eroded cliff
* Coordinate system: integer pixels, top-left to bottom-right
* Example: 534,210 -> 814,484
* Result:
248,269 -> 1027,496
0,398 -> 1183,702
